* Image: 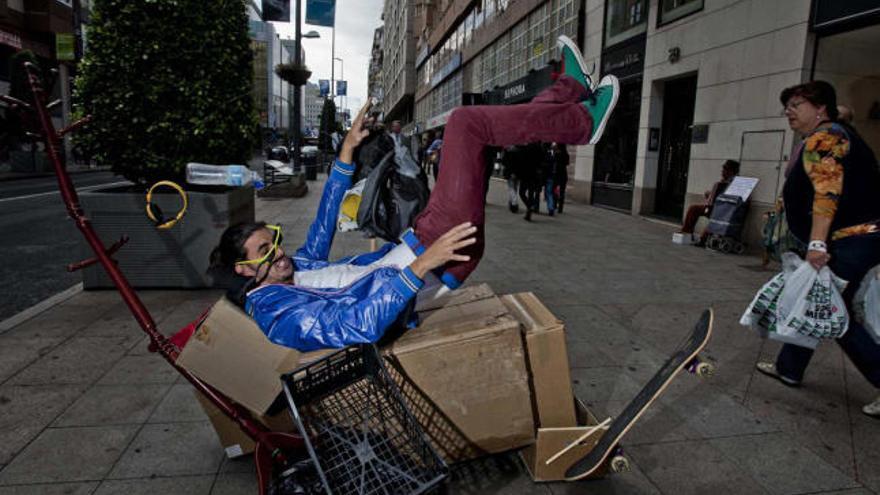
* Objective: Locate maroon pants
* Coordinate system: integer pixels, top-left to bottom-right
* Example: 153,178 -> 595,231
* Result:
413,76 -> 593,288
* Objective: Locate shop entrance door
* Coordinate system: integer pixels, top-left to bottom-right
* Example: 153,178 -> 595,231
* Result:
655,75 -> 697,219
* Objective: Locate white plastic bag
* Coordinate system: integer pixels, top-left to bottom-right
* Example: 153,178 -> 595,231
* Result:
740,266 -> 819,349
854,265 -> 880,345
775,253 -> 849,340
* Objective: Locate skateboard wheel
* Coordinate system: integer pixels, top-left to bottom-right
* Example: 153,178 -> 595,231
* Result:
610,455 -> 630,473
695,362 -> 715,377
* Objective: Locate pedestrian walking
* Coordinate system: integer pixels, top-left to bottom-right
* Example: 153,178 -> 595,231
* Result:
540,143 -> 557,216
754,81 -> 880,418
519,142 -> 544,221
502,146 -> 521,213
552,142 -> 570,214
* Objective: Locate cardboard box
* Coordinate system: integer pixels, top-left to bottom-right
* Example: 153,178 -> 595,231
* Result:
387,293 -> 535,462
176,297 -> 330,415
193,391 -> 295,459
501,293 -> 576,428
415,283 -> 495,314
520,397 -> 609,482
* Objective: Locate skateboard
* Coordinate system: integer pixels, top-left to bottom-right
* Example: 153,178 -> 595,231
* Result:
564,309 -> 715,480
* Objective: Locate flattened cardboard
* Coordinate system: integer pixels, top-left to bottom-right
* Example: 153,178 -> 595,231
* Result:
194,390 -> 295,459
520,397 -> 608,482
415,283 -> 495,313
177,297 -> 329,415
501,293 -> 576,428
388,294 -> 535,462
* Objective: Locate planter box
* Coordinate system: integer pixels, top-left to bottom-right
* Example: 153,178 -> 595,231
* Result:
80,185 -> 254,288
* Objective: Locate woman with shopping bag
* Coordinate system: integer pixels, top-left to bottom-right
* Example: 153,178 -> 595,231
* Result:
755,81 -> 880,418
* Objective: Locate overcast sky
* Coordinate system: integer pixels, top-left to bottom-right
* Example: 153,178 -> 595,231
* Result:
272,0 -> 384,116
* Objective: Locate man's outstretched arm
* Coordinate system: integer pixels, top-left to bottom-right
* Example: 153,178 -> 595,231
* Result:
295,100 -> 374,263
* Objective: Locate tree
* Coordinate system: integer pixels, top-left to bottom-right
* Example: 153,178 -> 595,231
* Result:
73,0 -> 258,186
318,97 -> 337,153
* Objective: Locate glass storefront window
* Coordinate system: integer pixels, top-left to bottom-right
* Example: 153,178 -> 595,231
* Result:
605,0 -> 648,47
658,0 -> 702,26
813,23 -> 880,153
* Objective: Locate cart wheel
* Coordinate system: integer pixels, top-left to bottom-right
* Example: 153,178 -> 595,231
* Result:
610,455 -> 630,473
696,362 -> 716,377
734,242 -> 746,255
706,236 -> 717,250
719,238 -> 733,253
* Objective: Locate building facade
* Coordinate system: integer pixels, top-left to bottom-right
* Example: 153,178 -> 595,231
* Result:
368,26 -> 384,106
573,0 -> 880,247
246,1 -> 292,133
413,0 -> 581,131
381,0 -> 418,124
303,81 -> 323,136
398,0 -> 880,248
0,0 -> 76,94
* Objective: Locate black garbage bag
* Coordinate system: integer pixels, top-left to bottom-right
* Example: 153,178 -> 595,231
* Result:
356,142 -> 429,242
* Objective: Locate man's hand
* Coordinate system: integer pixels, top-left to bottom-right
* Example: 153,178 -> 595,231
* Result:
806,249 -> 830,270
409,222 -> 477,279
338,100 -> 373,165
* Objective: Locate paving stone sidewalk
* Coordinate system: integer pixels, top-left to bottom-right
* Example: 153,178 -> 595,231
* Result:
0,176 -> 877,495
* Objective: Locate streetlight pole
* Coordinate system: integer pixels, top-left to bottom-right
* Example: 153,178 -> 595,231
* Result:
334,56 -> 344,118
293,0 -> 304,171
330,25 -> 336,103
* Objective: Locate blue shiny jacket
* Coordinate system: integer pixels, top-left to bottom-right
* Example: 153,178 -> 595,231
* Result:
245,159 -> 424,351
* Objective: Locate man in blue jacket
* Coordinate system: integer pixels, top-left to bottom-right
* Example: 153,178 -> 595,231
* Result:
210,36 -> 619,351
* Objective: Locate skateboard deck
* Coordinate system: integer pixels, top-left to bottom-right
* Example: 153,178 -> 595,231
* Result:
564,309 -> 714,480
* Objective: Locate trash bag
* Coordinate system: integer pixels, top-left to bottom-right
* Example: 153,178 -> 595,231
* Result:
775,253 -> 849,340
352,132 -> 395,183
357,148 -> 429,242
854,265 -> 880,345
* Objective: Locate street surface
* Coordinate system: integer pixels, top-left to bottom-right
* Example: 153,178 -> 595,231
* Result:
0,171 -> 127,321
0,176 -> 876,494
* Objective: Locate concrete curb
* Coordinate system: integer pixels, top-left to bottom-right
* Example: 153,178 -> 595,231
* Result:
0,167 -> 112,183
0,283 -> 84,334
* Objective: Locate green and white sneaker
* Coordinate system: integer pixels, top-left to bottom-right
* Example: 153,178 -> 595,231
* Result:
584,75 -> 619,145
557,35 -> 594,92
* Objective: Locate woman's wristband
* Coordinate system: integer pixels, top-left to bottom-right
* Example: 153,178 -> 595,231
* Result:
808,240 -> 827,253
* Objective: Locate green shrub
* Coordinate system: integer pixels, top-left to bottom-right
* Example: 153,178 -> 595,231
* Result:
74,0 -> 258,186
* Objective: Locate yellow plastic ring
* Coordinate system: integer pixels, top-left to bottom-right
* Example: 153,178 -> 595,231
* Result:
145,180 -> 188,230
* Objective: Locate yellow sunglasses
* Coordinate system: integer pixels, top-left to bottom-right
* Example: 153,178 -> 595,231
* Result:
235,225 -> 283,266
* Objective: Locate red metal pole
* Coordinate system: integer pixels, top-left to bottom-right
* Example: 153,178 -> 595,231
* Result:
23,64 -> 302,485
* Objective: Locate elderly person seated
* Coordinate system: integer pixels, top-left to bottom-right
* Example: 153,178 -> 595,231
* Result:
678,159 -> 740,244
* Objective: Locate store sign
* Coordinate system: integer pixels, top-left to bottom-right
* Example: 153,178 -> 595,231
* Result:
813,0 -> 880,32
430,52 -> 462,89
306,0 -> 336,27
262,0 -> 290,22
601,33 -> 646,81
0,29 -> 22,50
484,66 -> 554,105
504,84 -> 526,100
56,33 -> 75,61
